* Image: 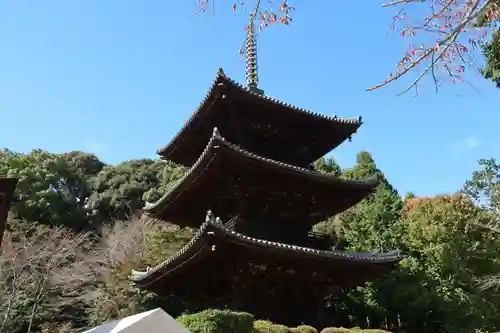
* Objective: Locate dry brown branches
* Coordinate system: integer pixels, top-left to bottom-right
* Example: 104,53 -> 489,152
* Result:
367,0 -> 500,95
0,217 -> 166,332
0,225 -> 101,333
193,1 -> 500,95
99,216 -> 161,268
197,0 -> 295,30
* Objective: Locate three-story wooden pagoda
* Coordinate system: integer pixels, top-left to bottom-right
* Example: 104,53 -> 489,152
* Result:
131,15 -> 404,325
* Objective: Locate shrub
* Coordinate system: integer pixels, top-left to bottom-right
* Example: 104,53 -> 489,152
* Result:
177,309 -> 254,333
271,324 -> 293,333
320,328 -> 354,333
320,329 -> 392,333
291,325 -> 318,333
254,320 -> 273,333
254,320 -> 292,333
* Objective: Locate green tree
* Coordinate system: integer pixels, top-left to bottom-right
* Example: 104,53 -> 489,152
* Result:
464,157 -> 500,214
142,161 -> 187,204
342,151 -> 404,252
314,152 -> 403,251
314,157 -> 342,177
329,194 -> 500,333
312,156 -> 345,246
86,159 -> 184,223
483,29 -> 500,88
395,195 -> 500,332
312,156 -> 345,248
463,157 -> 500,291
0,150 -> 103,231
313,152 -> 405,330
318,152 -> 405,331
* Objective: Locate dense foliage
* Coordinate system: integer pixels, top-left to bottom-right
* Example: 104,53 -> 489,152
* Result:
2,148 -> 500,332
483,30 -> 500,88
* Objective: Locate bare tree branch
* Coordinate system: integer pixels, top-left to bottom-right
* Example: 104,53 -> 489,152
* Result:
368,0 -> 499,94
0,224 -> 102,333
382,0 -> 425,8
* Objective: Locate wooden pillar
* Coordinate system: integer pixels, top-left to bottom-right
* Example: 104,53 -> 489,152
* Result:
0,178 -> 17,247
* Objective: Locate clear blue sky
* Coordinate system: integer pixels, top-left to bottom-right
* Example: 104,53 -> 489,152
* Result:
1,1 -> 499,196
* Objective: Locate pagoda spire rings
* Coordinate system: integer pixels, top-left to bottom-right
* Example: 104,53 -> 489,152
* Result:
243,12 -> 264,95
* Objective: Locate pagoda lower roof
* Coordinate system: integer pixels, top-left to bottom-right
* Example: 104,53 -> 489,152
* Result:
144,128 -> 379,227
0,177 -> 17,247
130,215 -> 404,298
157,69 -> 362,167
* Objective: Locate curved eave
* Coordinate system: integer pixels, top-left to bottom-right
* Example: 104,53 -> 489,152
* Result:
156,68 -> 362,164
130,219 -> 405,286
144,127 -> 379,216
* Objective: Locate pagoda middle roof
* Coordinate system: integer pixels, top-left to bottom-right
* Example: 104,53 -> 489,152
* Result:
144,128 -> 379,227
130,215 -> 404,294
157,68 -> 362,167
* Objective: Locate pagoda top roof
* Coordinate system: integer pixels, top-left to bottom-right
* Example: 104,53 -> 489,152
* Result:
157,69 -> 362,167
130,214 -> 404,290
144,128 -> 379,227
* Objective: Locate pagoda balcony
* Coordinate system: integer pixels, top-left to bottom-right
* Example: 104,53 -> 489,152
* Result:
224,215 -> 336,251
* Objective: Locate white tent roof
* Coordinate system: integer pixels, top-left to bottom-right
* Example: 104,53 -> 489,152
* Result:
82,308 -> 192,333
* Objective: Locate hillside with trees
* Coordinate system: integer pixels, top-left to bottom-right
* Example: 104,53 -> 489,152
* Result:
1,149 -> 500,332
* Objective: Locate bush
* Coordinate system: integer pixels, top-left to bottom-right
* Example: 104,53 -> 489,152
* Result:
320,329 -> 391,333
254,320 -> 292,333
253,320 -> 274,333
291,325 -> 318,333
177,309 -> 254,333
320,328 -> 352,333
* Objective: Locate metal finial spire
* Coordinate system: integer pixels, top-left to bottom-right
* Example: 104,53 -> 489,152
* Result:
242,13 -> 264,95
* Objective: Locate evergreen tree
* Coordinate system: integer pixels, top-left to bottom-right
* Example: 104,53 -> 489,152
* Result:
312,156 -> 345,246
342,151 -> 404,252
314,157 -> 342,177
482,26 -> 500,88
0,150 -> 103,231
